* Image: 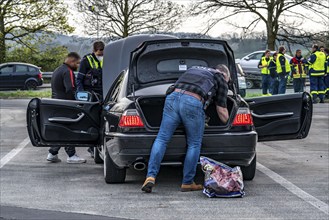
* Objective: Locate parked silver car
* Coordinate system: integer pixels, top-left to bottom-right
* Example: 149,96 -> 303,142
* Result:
236,51 -> 292,89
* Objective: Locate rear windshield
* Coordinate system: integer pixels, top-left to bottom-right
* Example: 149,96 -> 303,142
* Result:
136,45 -> 229,84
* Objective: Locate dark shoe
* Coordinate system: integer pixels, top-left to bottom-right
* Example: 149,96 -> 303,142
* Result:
141,177 -> 155,193
319,99 -> 325,103
180,182 -> 203,192
87,147 -> 94,158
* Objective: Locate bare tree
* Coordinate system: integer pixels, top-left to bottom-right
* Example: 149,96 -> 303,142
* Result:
77,0 -> 185,39
193,0 -> 329,50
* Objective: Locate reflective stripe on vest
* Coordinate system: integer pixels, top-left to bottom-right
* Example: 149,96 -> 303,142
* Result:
309,51 -> 326,76
276,53 -> 291,74
261,56 -> 272,74
86,55 -> 103,69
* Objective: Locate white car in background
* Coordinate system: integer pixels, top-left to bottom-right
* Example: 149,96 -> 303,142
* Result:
236,51 -> 292,89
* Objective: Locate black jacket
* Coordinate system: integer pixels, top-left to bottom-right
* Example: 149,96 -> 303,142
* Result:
51,63 -> 76,100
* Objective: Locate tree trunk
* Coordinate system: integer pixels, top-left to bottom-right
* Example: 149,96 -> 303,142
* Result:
267,32 -> 276,51
0,16 -> 6,64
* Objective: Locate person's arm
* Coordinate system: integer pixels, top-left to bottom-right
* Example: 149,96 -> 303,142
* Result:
76,58 -> 88,91
279,55 -> 286,75
63,68 -> 76,100
307,54 -> 316,65
258,59 -> 263,69
216,106 -> 229,124
214,75 -> 229,124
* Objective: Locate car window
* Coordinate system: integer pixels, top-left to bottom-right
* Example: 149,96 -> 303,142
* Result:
15,65 -> 28,73
0,65 -> 14,73
248,53 -> 264,60
28,67 -> 38,72
109,73 -> 124,102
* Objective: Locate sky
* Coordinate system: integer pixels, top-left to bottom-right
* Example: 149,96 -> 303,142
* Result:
65,0 -> 328,38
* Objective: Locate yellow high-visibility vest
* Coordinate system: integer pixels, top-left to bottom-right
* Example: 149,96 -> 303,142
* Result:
86,54 -> 103,69
276,53 -> 291,74
309,51 -> 326,76
260,56 -> 272,74
291,58 -> 307,78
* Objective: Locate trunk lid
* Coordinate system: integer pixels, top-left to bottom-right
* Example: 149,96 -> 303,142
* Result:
127,39 -> 238,95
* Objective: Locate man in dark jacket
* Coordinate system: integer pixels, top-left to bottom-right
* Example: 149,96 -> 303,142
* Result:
48,52 -> 86,164
276,46 -> 291,94
290,49 -> 307,93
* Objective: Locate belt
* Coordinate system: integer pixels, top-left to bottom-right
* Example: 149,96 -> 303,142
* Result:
174,88 -> 204,103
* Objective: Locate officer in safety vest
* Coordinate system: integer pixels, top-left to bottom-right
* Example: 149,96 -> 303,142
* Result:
290,49 -> 307,93
307,44 -> 326,103
77,41 -> 105,100
324,48 -> 329,98
258,49 -> 272,95
268,52 -> 279,95
77,41 -> 105,158
142,65 -> 230,193
276,46 -> 291,94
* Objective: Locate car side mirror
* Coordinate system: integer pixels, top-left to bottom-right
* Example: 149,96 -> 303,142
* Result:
244,57 -> 250,61
76,91 -> 92,102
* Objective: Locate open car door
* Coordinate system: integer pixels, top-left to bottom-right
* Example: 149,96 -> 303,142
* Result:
246,92 -> 312,142
27,98 -> 101,147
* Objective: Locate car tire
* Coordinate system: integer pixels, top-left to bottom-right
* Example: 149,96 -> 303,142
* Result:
25,80 -> 38,90
241,155 -> 256,181
104,147 -> 126,183
246,80 -> 254,89
94,146 -> 103,164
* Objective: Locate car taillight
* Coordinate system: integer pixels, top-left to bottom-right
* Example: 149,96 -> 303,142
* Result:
232,108 -> 253,126
38,72 -> 42,79
119,110 -> 144,128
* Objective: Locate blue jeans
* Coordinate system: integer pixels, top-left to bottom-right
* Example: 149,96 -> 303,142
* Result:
270,77 -> 279,95
261,75 -> 271,95
278,74 -> 287,94
147,91 -> 205,184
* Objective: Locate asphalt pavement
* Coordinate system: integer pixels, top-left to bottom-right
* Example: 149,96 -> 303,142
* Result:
0,98 -> 328,220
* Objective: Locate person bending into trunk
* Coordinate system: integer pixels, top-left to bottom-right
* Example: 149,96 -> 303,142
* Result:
142,64 -> 230,193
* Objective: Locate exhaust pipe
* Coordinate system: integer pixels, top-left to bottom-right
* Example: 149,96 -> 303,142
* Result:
133,161 -> 146,171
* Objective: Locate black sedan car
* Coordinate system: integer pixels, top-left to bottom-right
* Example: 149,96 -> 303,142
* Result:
27,35 -> 312,183
0,62 -> 43,90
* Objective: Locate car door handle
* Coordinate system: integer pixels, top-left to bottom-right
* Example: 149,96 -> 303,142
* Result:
252,112 -> 294,119
48,113 -> 85,123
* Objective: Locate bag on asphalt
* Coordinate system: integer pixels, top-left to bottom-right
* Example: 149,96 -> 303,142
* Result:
200,156 -> 245,198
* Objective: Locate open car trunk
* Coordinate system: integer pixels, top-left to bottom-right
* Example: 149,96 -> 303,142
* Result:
137,96 -> 235,129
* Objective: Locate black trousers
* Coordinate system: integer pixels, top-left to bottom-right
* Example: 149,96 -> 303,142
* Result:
49,147 -> 76,157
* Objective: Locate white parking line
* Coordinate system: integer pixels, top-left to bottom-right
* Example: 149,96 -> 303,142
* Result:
257,162 -> 329,215
0,137 -> 30,169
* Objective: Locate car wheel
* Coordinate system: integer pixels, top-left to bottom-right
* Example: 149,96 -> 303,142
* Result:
104,147 -> 126,183
25,80 -> 38,90
94,146 -> 103,164
246,80 -> 254,89
241,155 -> 256,181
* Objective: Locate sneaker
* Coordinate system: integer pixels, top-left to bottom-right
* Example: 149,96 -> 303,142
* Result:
141,177 -> 155,193
67,154 -> 86,164
47,153 -> 61,163
87,147 -> 94,158
319,99 -> 325,103
181,182 -> 203,192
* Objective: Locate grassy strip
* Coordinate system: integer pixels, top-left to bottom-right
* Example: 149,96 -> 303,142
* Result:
245,93 -> 263,98
0,89 -> 51,99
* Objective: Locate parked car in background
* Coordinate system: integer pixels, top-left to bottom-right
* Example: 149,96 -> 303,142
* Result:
27,35 -> 313,184
236,51 -> 292,89
236,63 -> 247,97
0,62 -> 43,90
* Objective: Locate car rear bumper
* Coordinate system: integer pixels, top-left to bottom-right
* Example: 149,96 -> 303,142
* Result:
106,131 -> 257,168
